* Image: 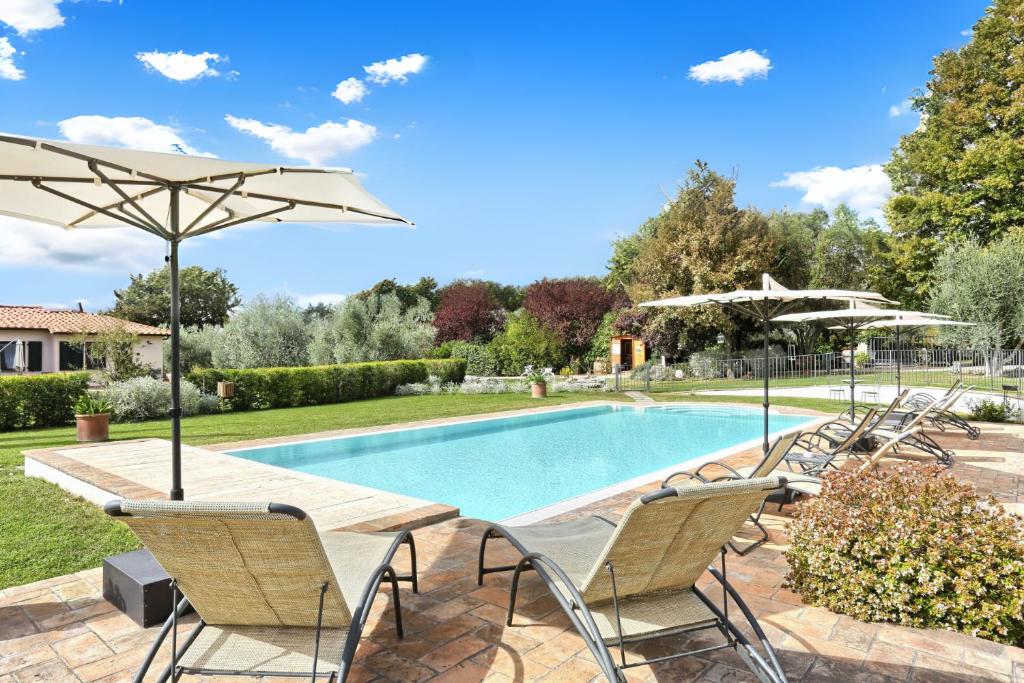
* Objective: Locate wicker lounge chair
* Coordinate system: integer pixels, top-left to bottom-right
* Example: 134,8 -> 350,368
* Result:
893,384 -> 980,439
477,477 -> 790,683
782,408 -> 879,475
784,427 -> 921,498
660,432 -> 805,555
105,500 -> 418,682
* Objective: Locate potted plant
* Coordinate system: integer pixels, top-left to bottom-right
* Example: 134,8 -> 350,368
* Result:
526,369 -> 548,399
74,394 -> 113,442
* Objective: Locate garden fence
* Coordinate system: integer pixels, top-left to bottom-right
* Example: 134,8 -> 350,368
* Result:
612,344 -> 1024,400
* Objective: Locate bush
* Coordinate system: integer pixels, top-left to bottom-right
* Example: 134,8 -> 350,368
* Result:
104,377 -> 214,422
687,346 -> 728,380
213,295 -> 310,369
0,373 -> 90,430
968,397 -> 1019,423
489,311 -> 564,376
309,292 -> 435,364
445,341 -> 500,376
188,359 -> 466,411
786,464 -> 1024,646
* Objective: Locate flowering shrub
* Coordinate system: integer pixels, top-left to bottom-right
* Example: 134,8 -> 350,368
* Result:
785,464 -> 1024,646
968,397 -> 1019,423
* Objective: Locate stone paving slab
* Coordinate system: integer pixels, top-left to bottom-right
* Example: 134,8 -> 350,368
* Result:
4,419 -> 1024,681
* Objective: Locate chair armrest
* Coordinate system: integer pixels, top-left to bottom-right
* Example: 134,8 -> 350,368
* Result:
692,461 -> 745,480
662,470 -> 709,486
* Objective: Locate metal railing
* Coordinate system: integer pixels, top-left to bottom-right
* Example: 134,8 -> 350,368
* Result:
611,345 -> 1024,397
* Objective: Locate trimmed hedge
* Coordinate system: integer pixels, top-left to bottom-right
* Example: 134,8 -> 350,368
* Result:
0,372 -> 90,431
187,359 -> 466,411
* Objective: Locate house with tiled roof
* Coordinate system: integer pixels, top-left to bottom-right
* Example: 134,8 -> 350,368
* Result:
0,305 -> 168,374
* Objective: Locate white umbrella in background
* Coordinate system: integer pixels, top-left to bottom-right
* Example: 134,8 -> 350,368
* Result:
13,340 -> 27,373
639,274 -> 895,454
774,303 -> 951,419
0,133 -> 413,500
856,315 -> 974,394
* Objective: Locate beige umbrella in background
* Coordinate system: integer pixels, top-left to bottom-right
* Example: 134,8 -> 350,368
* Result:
639,274 -> 895,453
856,315 -> 974,394
0,133 -> 413,500
773,303 -> 951,420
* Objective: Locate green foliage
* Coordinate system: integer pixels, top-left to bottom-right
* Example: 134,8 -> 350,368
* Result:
81,328 -> 150,382
168,325 -> 222,373
442,341 -> 500,376
73,394 -> 112,415
359,277 -> 439,311
112,265 -> 240,328
929,235 -> 1024,349
489,311 -> 564,375
968,398 -> 1020,423
309,292 -> 436,364
884,0 -> 1024,297
810,205 -> 885,291
187,359 -> 466,411
582,311 -> 618,371
786,464 -> 1024,646
443,279 -> 524,312
767,208 -> 828,289
213,295 -> 310,369
103,377 -> 214,422
854,351 -> 871,368
0,373 -> 89,431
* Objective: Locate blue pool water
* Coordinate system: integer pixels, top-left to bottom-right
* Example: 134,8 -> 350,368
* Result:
228,404 -> 810,520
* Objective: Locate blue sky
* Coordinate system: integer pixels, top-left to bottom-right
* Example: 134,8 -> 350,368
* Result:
0,0 -> 986,311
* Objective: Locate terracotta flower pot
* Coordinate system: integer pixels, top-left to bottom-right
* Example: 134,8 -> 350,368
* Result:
76,413 -> 110,442
531,382 -> 547,399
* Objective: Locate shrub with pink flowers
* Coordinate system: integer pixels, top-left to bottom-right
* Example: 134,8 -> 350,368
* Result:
785,464 -> 1024,646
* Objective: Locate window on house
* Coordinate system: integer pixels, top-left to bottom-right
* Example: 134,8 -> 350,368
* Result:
0,341 -> 43,372
59,341 -> 104,371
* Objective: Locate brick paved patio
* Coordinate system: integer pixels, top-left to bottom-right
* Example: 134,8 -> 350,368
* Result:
2,422 -> 1022,682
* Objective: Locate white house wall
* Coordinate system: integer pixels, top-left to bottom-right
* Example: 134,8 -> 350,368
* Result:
0,330 -> 164,375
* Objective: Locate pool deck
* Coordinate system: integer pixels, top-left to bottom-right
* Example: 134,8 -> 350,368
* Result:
23,438 -> 458,533
3,420 -> 1023,681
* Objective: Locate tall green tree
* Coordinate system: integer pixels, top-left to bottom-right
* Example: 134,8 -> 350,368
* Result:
884,0 -> 1024,299
610,161 -> 778,357
767,208 -> 828,289
212,295 -> 309,368
112,265 -> 240,329
309,292 -> 436,364
360,277 -> 439,311
809,205 -> 884,291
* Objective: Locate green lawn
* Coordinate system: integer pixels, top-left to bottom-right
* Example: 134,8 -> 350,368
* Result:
0,390 -> 847,590
0,392 -> 623,590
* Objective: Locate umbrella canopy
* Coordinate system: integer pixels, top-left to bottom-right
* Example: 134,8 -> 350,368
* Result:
773,303 -> 950,418
639,274 -> 895,453
0,133 -> 412,500
854,316 -> 975,394
13,340 -> 27,373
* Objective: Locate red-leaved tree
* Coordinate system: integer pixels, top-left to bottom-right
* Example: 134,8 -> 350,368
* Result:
523,278 -> 616,360
433,281 -> 504,343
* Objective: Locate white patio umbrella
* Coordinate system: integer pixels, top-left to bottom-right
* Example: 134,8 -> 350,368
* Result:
639,274 -> 895,453
773,303 -> 950,419
856,315 -> 974,394
0,133 -> 412,500
13,340 -> 27,373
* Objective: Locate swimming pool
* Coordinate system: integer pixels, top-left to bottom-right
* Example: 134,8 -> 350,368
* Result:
228,404 -> 813,521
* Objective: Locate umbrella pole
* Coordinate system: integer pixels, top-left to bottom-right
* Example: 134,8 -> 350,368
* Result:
169,187 -> 183,501
762,317 -> 770,454
849,329 -> 856,420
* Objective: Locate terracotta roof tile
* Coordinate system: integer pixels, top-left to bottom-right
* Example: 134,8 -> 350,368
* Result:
0,305 -> 169,336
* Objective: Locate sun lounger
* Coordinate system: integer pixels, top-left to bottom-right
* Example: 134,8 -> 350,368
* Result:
660,432 -> 804,555
105,500 -> 418,683
477,477 -> 790,683
784,427 -> 921,498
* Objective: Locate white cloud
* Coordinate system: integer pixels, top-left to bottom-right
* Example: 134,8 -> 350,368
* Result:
0,216 -> 160,272
0,0 -> 63,35
332,77 -> 367,104
0,37 -> 25,80
772,165 -> 892,223
58,115 -> 211,156
960,28 -> 973,37
293,292 -> 347,308
364,53 -> 428,85
889,100 -> 913,117
135,50 -> 224,81
224,115 -> 376,165
688,49 -> 771,85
